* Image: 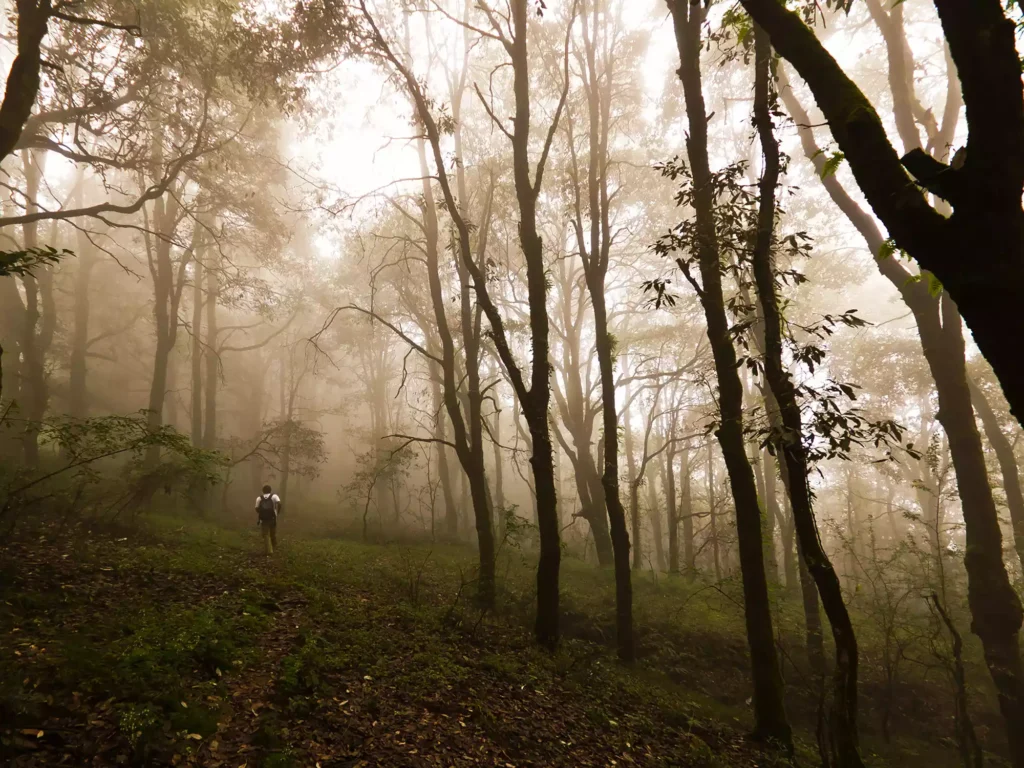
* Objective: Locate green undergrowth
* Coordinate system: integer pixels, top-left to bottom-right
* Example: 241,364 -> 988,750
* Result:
0,513 -> 1009,766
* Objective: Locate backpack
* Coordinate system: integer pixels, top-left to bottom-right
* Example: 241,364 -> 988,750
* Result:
257,494 -> 277,522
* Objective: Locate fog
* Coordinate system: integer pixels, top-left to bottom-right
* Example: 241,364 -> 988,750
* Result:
1,0 -> 1023,765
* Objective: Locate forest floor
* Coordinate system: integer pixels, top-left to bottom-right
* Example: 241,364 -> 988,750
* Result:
0,514 -> 1007,767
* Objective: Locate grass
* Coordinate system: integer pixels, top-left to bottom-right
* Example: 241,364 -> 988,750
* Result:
0,511 -> 1010,766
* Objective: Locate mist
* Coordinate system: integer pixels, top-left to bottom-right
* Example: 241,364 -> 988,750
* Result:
1,1 -> 1022,766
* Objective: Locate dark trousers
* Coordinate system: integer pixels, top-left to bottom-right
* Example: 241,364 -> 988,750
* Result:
261,520 -> 277,554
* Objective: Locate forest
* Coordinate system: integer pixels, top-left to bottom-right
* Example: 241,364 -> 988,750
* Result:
1,0 -> 1023,766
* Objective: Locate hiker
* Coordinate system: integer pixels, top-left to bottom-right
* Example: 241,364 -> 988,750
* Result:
255,484 -> 282,555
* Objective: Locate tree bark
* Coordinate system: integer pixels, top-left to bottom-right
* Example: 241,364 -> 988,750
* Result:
279,354 -> 296,506
763,448 -> 783,588
666,2 -> 790,746
190,256 -> 203,445
18,150 -> 54,468
738,0 -> 1024,446
781,64 -> 1024,764
143,134 -> 188,466
202,249 -> 219,450
68,194 -> 95,419
680,445 -> 695,578
409,57 -> 495,604
366,0 -> 561,645
663,442 -> 677,574
753,446 -> 779,586
0,1 -> 51,165
490,386 -> 505,517
706,442 -> 722,582
749,26 -> 859,765
969,377 -> 1024,572
430,369 -> 458,539
552,261 -> 614,566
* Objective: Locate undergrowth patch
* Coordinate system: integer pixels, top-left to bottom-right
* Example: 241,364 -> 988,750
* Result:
0,514 -> 1005,767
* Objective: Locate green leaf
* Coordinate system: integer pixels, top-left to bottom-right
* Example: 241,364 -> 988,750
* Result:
819,151 -> 845,179
926,271 -> 943,297
876,238 -> 897,261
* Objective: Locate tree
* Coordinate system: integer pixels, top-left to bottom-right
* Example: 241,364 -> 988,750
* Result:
747,24 -> 861,766
661,0 -> 791,748
361,0 -> 570,648
0,1 -> 142,166
775,17 -> 1024,756
736,0 -> 1024,448
561,0 -> 635,659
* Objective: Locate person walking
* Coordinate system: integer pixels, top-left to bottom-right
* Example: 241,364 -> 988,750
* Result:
255,484 -> 282,555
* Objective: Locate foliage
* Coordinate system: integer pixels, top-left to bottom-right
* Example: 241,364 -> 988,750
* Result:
1,515 -> 996,766
0,247 -> 71,278
652,155 -> 917,468
1,412 -> 227,517
221,419 -> 327,486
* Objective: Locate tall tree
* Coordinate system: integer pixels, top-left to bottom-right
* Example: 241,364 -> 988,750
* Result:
562,0 -> 634,659
779,40 -> 1024,760
662,0 -> 791,748
362,0 -> 570,646
748,25 -> 861,765
736,0 -> 1024,446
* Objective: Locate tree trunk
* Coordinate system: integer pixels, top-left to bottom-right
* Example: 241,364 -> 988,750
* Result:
707,443 -> 722,582
249,351 -> 266,497
763,448 -> 783,588
591,284 -> 634,659
408,70 -> 496,604
430,370 -> 458,539
0,276 -> 24,416
491,380 -> 505,517
553,263 -> 614,566
19,149 -> 52,468
663,446 -> 677,574
556,430 -> 614,566
783,64 -> 1024,763
797,533 -> 827,679
969,376 -> 1024,572
146,335 -> 172,447
68,198 -> 95,419
680,445 -> 695,578
451,77 -> 497,598
926,297 -> 1024,761
143,164 -> 187,467
190,257 -> 203,445
0,1 -> 51,164
373,0 -> 559,644
202,251 -> 219,450
279,355 -> 297,506
749,26 -> 859,764
665,2 -> 790,746
739,0 -> 1024,447
753,448 -> 780,586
